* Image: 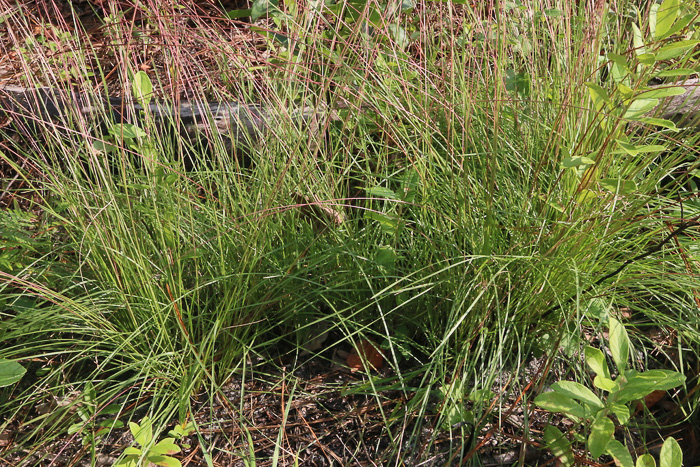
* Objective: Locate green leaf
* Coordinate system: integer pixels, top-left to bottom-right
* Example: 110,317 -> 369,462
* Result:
649,3 -> 660,39
630,144 -> 666,153
654,0 -> 679,40
588,415 -> 615,458
637,86 -> 687,99
655,41 -> 700,61
468,389 -> 496,403
607,53 -> 629,68
132,70 -> 153,107
170,422 -> 195,438
611,402 -> 631,425
617,84 -> 634,100
441,404 -> 474,429
585,346 -> 611,379
637,454 -> 656,467
388,24 -> 409,50
103,404 -> 122,415
67,423 -> 85,435
655,68 -> 696,78
364,211 -> 400,235
250,25 -> 289,47
251,0 -> 279,21
534,392 -> 588,419
376,246 -> 397,271
623,98 -> 659,120
92,140 -> 118,153
599,178 -> 638,195
614,140 -> 640,156
616,370 -> 686,404
123,447 -> 142,456
109,123 -> 147,140
632,23 -> 645,55
400,0 -> 415,12
150,456 -> 181,467
637,118 -> 677,130
543,426 -> 575,467
606,439 -> 634,467
586,82 -> 612,112
609,317 -> 630,373
593,375 -> 619,392
585,298 -> 610,322
561,156 -> 595,169
663,13 -> 696,38
660,437 -> 683,467
99,419 -> 124,429
611,62 -> 630,84
365,186 -> 398,199
225,8 -> 252,18
114,456 -> 139,467
637,53 -> 657,65
0,359 -> 26,388
150,438 -> 181,456
505,69 -> 531,96
551,381 -> 604,410
129,417 -> 153,446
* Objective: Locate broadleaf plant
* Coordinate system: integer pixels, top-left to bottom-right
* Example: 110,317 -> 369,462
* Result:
535,317 -> 685,467
0,359 -> 26,388
114,416 -> 182,467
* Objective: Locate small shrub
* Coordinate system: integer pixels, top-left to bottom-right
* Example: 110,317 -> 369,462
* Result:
535,316 -> 685,467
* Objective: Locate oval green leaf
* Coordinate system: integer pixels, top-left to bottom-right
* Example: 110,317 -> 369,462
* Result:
132,70 -> 153,107
636,454 -> 656,467
0,359 -> 26,388
660,437 -> 683,467
609,317 -> 630,373
585,346 -> 611,379
588,415 -> 614,458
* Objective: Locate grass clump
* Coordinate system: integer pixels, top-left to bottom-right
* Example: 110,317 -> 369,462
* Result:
1,0 -> 700,464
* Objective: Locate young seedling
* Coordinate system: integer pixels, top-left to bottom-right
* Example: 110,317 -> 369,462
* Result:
167,421 -> 195,450
115,416 -> 182,467
535,316 -> 685,467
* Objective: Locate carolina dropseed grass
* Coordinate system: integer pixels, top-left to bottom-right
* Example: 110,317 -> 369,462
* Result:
1,0 -> 699,464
